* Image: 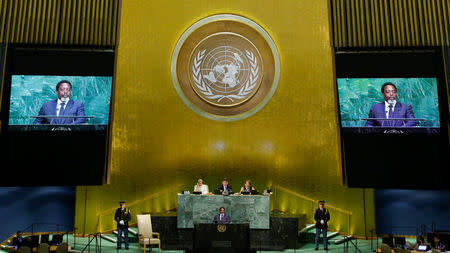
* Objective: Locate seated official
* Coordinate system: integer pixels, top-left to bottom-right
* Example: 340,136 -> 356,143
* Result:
213,207 -> 231,224
407,236 -> 425,250
11,231 -> 25,248
193,179 -> 209,195
240,179 -> 255,194
217,178 -> 233,194
432,236 -> 445,251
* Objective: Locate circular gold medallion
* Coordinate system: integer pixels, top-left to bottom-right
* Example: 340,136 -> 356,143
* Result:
172,14 -> 280,121
217,224 -> 227,232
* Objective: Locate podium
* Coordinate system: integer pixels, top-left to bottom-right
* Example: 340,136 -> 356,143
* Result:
193,223 -> 250,253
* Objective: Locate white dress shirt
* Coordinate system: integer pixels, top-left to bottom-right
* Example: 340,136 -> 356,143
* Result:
193,184 -> 209,195
56,98 -> 70,116
384,100 -> 396,118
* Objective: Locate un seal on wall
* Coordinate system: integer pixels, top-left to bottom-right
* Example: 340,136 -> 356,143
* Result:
171,14 -> 280,121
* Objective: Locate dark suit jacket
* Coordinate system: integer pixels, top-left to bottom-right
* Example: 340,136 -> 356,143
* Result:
217,185 -> 234,194
12,237 -> 24,247
114,208 -> 131,228
213,213 -> 231,224
33,99 -> 86,125
365,102 -> 417,127
314,208 -> 330,229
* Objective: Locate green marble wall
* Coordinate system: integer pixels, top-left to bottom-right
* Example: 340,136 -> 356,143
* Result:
337,78 -> 440,127
9,75 -> 113,125
177,194 -> 270,229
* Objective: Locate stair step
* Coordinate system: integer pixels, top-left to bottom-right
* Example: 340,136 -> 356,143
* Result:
334,235 -> 354,245
128,228 -> 138,236
327,232 -> 340,239
299,224 -> 316,233
100,234 -> 117,243
113,231 -> 124,239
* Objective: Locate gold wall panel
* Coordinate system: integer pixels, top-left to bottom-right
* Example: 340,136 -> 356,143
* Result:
0,0 -> 119,45
75,0 -> 375,237
331,0 -> 450,47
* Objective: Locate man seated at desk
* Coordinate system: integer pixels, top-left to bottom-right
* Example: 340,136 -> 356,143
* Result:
432,236 -> 445,252
217,178 -> 233,195
193,179 -> 209,195
11,231 -> 25,249
1,231 -> 29,252
213,207 -> 231,224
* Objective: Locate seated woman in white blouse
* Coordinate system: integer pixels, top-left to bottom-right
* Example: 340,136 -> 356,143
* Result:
193,179 -> 209,195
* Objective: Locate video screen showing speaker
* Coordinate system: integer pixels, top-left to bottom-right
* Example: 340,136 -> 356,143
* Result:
335,49 -> 450,189
0,46 -> 114,185
8,75 -> 112,131
337,77 -> 440,134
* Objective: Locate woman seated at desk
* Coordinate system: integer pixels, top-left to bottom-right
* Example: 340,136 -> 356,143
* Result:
193,179 -> 209,195
240,179 -> 256,194
406,236 -> 426,250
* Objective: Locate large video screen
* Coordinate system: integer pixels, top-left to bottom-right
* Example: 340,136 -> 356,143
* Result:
337,78 -> 440,134
8,75 -> 112,130
335,49 -> 450,189
0,46 -> 115,185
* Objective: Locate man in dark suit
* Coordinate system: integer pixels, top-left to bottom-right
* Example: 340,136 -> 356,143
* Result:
217,178 -> 233,195
33,80 -> 86,125
365,82 -> 417,127
213,207 -> 231,224
11,231 -> 25,249
114,201 -> 131,250
314,200 -> 330,251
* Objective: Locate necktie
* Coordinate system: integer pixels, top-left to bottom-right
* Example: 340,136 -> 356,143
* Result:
220,214 -> 223,220
388,104 -> 394,126
58,102 -> 66,124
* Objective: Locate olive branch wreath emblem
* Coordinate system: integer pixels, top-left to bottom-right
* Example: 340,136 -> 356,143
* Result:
192,49 -> 259,103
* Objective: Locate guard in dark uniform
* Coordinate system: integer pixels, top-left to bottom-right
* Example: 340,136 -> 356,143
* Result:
314,200 -> 330,250
114,201 -> 131,250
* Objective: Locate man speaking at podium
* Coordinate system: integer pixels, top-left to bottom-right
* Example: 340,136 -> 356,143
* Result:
213,207 -> 231,224
365,82 -> 417,127
33,80 -> 86,125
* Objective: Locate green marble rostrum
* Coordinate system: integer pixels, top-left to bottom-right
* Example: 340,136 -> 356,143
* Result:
177,194 -> 270,229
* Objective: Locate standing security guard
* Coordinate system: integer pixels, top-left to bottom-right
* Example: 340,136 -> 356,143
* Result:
114,201 -> 131,250
314,200 -> 330,251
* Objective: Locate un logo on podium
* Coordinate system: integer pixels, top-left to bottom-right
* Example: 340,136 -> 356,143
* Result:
172,14 -> 280,121
217,224 -> 227,232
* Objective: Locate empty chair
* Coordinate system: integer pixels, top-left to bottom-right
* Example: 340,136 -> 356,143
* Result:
40,234 -> 50,245
16,246 -> 31,253
51,234 -> 63,245
432,249 -> 440,253
37,243 -> 49,253
55,242 -> 68,253
394,236 -> 406,248
137,214 -> 161,253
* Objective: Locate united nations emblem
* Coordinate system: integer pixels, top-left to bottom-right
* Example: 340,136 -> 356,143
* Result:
217,224 -> 227,232
172,14 -> 280,121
